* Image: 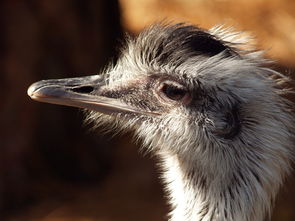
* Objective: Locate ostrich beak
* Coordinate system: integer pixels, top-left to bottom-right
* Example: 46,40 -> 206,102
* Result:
27,75 -> 159,116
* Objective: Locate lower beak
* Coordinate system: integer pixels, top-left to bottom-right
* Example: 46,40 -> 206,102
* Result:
27,75 -> 159,116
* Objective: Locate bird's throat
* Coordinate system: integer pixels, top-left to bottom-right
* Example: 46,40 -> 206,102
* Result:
158,151 -> 271,221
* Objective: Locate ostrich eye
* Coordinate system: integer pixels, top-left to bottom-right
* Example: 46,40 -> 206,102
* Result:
157,80 -> 190,104
162,84 -> 187,100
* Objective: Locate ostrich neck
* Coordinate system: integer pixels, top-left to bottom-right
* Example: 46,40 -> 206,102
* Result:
158,150 -> 272,221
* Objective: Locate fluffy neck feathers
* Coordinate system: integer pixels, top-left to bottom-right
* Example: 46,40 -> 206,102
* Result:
159,150 -> 277,221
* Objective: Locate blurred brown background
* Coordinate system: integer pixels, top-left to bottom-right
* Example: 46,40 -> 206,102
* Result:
1,0 -> 295,221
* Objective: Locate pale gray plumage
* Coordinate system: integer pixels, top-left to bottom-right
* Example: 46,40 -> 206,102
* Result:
27,23 -> 294,221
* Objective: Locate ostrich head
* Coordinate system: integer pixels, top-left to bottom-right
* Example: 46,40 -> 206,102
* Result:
28,24 -> 294,221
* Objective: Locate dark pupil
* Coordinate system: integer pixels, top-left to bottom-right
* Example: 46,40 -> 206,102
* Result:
162,84 -> 187,100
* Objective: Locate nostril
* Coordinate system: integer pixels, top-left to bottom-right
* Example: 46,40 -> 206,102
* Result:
71,86 -> 94,94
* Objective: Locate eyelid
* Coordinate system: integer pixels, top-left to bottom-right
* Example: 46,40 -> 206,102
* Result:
159,80 -> 185,89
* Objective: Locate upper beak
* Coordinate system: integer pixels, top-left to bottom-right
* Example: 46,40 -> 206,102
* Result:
27,75 -> 159,116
